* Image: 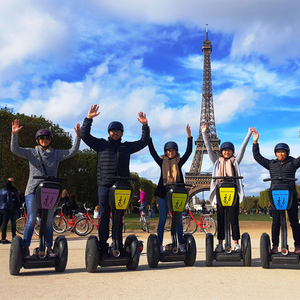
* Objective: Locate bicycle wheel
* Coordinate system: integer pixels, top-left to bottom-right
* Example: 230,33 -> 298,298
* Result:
34,217 -> 40,236
182,216 -> 197,234
74,218 -> 93,236
203,216 -> 216,236
164,215 -> 172,231
141,217 -> 149,233
53,215 -> 67,233
16,217 -> 26,235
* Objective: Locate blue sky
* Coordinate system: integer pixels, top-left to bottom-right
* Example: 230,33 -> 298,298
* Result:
1,0 -> 300,197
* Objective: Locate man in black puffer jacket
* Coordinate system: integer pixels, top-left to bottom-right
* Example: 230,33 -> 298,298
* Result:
252,129 -> 300,254
81,104 -> 150,255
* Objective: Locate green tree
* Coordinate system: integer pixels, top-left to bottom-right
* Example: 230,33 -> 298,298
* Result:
259,189 -> 270,208
240,196 -> 259,210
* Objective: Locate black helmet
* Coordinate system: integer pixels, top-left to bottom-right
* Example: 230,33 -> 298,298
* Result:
35,129 -> 53,140
220,142 -> 235,152
108,121 -> 124,133
164,141 -> 178,152
274,143 -> 290,156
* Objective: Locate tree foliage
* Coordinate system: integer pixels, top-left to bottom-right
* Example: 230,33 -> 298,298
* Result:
240,196 -> 259,210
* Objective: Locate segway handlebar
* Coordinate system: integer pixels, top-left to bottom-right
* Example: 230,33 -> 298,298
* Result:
212,176 -> 243,181
164,183 -> 192,187
263,177 -> 298,182
106,176 -> 138,182
33,176 -> 68,182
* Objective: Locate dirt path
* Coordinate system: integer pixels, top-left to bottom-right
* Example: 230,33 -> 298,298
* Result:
1,221 -> 299,299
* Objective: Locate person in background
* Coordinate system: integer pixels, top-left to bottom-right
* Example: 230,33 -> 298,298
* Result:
8,178 -> 20,238
0,180 -> 13,243
138,187 -> 147,217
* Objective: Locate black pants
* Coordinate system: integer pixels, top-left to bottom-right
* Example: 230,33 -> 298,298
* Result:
271,194 -> 300,247
10,206 -> 19,238
0,209 -> 11,240
217,200 -> 240,241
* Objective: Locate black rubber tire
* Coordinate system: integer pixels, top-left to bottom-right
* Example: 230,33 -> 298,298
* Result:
147,234 -> 160,268
125,235 -> 140,271
182,216 -> 197,234
203,216 -> 217,236
206,233 -> 214,267
54,236 -> 68,272
241,232 -> 251,267
74,218 -> 92,236
85,235 -> 99,273
260,233 -> 270,269
183,234 -> 197,266
52,215 -> 67,233
9,236 -> 23,275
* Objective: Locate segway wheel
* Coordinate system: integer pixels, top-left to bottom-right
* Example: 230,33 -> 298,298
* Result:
147,234 -> 160,268
241,232 -> 251,267
206,233 -> 214,267
9,236 -> 23,275
54,236 -> 68,272
125,235 -> 140,271
183,233 -> 197,266
260,233 -> 270,269
85,235 -> 99,273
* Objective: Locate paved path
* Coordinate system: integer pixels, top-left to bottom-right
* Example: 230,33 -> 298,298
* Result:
1,222 -> 299,299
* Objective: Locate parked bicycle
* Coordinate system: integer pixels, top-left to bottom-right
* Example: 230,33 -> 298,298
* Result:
74,203 -> 125,236
52,203 -> 86,234
182,203 -> 216,235
15,202 -> 40,236
135,206 -> 149,232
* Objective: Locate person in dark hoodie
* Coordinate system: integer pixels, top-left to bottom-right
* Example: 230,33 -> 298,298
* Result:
0,180 -> 13,243
252,129 -> 300,254
80,104 -> 149,256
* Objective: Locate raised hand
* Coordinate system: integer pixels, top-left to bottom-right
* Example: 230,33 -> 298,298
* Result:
186,124 -> 191,138
252,129 -> 259,144
137,112 -> 148,125
87,104 -> 100,119
74,123 -> 82,137
12,119 -> 23,134
202,123 -> 207,133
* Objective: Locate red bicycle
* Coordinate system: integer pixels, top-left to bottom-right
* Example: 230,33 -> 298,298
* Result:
52,203 -> 86,234
74,203 -> 125,236
15,202 -> 40,236
182,204 -> 216,235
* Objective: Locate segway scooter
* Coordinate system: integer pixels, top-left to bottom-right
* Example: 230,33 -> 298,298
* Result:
85,177 -> 140,272
147,183 -> 196,268
9,176 -> 68,275
206,176 -> 251,267
260,177 -> 300,268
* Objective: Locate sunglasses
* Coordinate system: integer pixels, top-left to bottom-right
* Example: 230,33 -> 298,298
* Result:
110,129 -> 123,134
39,136 -> 51,141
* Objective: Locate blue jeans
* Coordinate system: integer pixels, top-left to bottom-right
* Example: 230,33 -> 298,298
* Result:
23,193 -> 54,248
140,203 -> 147,217
157,197 -> 183,245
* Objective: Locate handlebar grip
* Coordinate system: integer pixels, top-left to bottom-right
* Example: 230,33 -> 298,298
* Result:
263,177 -> 298,182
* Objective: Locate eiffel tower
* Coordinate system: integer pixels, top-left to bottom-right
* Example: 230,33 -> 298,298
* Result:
185,25 -> 220,199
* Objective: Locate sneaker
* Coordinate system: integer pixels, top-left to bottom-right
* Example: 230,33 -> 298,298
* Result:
270,245 -> 278,254
234,244 -> 241,252
178,244 -> 186,252
215,244 -> 224,253
295,245 -> 300,254
23,247 -> 30,258
1,239 -> 11,244
47,248 -> 56,257
160,245 -> 164,253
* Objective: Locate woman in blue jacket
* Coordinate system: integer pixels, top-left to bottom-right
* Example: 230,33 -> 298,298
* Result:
0,181 -> 13,243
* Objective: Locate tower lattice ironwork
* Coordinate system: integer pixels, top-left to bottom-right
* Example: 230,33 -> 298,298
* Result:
185,25 -> 220,199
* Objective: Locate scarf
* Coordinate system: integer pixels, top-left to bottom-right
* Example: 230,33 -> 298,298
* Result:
217,157 -> 235,183
161,154 -> 180,185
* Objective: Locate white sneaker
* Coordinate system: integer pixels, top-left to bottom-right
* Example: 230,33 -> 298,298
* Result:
178,244 -> 186,252
234,244 -> 241,252
215,244 -> 224,253
160,245 -> 164,253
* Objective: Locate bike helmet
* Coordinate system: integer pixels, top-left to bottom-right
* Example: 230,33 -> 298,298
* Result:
107,121 -> 124,133
164,141 -> 178,152
35,129 -> 53,140
274,143 -> 290,156
220,142 -> 235,152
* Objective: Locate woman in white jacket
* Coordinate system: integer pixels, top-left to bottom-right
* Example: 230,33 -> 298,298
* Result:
202,124 -> 254,252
